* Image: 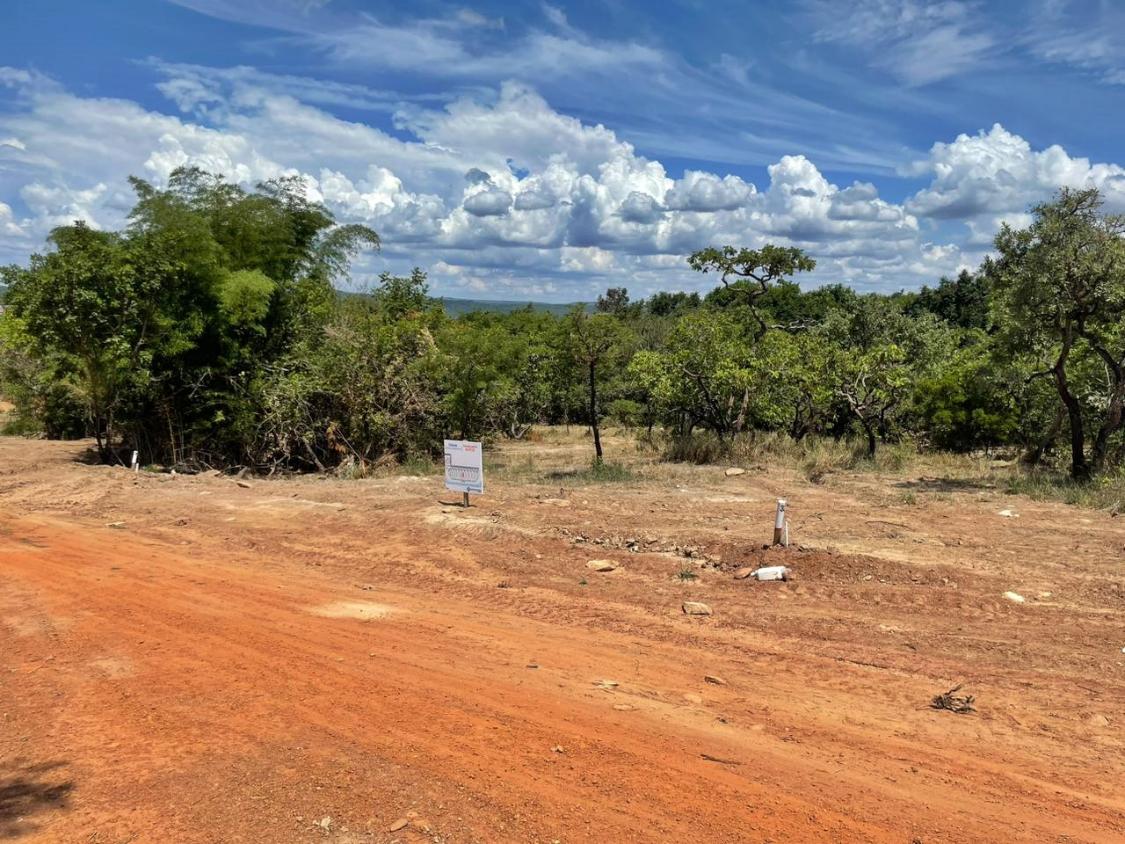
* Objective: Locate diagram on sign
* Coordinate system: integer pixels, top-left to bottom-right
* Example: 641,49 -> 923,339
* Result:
443,439 -> 484,494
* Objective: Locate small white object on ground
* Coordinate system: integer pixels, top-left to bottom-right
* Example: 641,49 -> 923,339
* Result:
751,565 -> 789,582
997,509 -> 1019,518
682,601 -> 712,616
1003,591 -> 1026,603
724,467 -> 746,477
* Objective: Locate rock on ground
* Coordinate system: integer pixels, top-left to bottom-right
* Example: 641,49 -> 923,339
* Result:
586,559 -> 618,572
682,601 -> 712,616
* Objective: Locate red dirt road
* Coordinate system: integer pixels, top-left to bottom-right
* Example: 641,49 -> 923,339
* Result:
2,438 -> 1123,842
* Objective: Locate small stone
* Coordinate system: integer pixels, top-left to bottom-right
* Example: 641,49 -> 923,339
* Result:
1003,591 -> 1025,604
236,480 -> 252,489
733,567 -> 754,580
613,703 -> 634,711
388,818 -> 409,832
704,675 -> 726,686
1087,713 -> 1110,727
724,467 -> 746,477
997,509 -> 1019,518
683,693 -> 703,704
316,817 -> 332,830
586,559 -> 618,572
682,601 -> 712,616
105,521 -> 126,529
551,745 -> 565,753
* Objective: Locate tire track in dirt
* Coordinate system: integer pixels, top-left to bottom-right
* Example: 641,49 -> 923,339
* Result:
2,513 -> 1123,842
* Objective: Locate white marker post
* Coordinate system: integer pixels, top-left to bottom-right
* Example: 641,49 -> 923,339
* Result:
131,450 -> 139,473
773,498 -> 788,546
443,439 -> 484,508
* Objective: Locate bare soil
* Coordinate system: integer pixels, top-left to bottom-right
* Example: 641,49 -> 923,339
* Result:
1,435 -> 1123,842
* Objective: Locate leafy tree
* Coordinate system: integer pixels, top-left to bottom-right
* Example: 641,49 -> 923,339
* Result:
645,290 -> 700,317
909,270 -> 992,331
374,268 -> 432,320
4,168 -> 379,467
596,287 -> 631,316
2,224 -> 175,460
913,338 -> 1017,452
629,309 -> 755,440
688,245 -> 816,339
752,330 -> 834,440
821,296 -> 954,456
564,308 -> 627,463
987,188 -> 1125,479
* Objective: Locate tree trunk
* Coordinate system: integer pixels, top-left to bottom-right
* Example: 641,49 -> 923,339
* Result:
863,422 -> 877,458
588,361 -> 603,463
732,387 -> 750,436
1091,383 -> 1125,474
1024,405 -> 1064,467
1053,360 -> 1088,480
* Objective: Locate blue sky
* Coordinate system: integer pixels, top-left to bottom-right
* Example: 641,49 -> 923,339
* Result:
2,0 -> 1124,300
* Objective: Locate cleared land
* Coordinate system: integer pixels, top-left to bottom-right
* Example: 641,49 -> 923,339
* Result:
1,434 -> 1123,842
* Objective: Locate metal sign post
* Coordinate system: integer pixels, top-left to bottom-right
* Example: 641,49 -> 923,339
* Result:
443,440 -> 484,507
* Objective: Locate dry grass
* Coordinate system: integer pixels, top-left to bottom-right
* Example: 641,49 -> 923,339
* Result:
483,426 -> 1124,513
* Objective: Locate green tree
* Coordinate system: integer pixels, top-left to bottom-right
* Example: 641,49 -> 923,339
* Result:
909,269 -> 991,331
564,308 -> 627,463
4,168 -> 379,467
987,188 -> 1125,479
596,287 -> 631,316
688,244 -> 816,339
628,309 -> 755,440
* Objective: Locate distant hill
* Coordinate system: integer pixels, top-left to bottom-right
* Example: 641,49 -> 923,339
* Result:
0,285 -> 586,316
336,289 -> 589,317
438,297 -> 589,317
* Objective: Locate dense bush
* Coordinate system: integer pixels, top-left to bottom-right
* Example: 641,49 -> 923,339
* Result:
2,173 -> 1124,480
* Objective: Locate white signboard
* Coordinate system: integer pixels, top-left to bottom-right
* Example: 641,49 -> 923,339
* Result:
443,439 -> 484,494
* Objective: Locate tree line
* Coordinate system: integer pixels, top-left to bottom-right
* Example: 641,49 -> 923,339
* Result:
1,169 -> 1123,481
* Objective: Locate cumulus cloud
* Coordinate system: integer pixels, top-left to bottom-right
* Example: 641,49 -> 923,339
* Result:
664,171 -> 754,212
0,200 -> 26,237
906,124 -> 1125,241
618,191 -> 663,224
463,186 -> 513,217
0,64 -> 1120,297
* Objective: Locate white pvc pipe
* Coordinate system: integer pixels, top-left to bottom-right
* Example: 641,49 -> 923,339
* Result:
773,498 -> 787,545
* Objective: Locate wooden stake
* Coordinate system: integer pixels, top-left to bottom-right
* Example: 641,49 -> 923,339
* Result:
463,491 -> 470,508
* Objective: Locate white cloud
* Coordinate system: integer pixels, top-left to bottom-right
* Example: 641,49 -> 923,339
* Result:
806,0 -> 995,85
665,171 -> 754,212
1022,1 -> 1125,86
0,201 -> 27,238
1,64 -> 1120,296
463,186 -> 513,217
906,123 -> 1125,237
618,191 -> 663,224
